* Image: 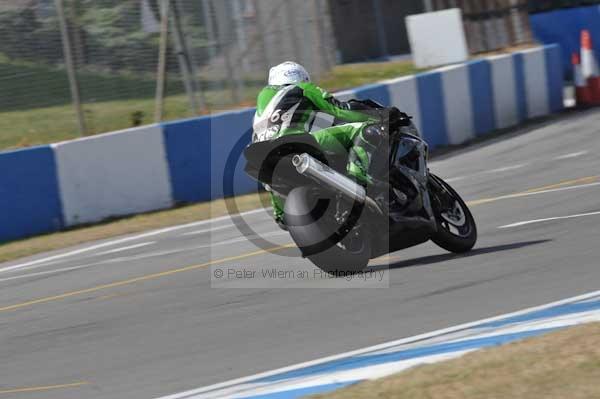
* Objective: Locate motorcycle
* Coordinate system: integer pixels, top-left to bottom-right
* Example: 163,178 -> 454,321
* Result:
244,99 -> 477,274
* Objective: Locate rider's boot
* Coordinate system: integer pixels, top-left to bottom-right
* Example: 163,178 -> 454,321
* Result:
346,127 -> 429,227
372,180 -> 434,230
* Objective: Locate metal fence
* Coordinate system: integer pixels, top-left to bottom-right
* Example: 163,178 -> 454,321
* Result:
1,0 -> 578,143
0,0 -> 337,138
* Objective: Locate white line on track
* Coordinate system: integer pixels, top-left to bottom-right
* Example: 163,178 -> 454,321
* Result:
445,164 -> 527,183
443,149 -> 589,183
0,265 -> 99,283
0,208 -> 269,275
95,242 -> 155,256
154,289 -> 600,399
468,181 -> 600,205
554,151 -> 588,160
499,211 -> 600,229
208,231 -> 288,246
486,164 -> 528,173
0,231 -> 287,282
444,177 -> 467,183
180,224 -> 233,237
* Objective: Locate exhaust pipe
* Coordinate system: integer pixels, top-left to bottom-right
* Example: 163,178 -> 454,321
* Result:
292,153 -> 382,214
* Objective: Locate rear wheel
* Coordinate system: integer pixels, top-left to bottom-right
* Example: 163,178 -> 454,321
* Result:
284,186 -> 371,274
429,174 -> 477,253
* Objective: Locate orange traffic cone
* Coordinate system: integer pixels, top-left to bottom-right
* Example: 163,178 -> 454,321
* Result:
573,53 -> 593,107
581,30 -> 600,105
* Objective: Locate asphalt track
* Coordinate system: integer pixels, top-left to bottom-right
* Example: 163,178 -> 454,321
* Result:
1,108 -> 599,398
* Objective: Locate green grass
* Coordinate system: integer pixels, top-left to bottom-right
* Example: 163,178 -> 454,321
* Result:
0,97 -> 183,149
318,60 -> 422,91
0,59 -> 421,151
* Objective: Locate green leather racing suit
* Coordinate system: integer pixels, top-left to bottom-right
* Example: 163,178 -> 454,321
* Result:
252,82 -> 380,223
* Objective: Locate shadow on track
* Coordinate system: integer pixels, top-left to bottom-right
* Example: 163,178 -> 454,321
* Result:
369,239 -> 552,271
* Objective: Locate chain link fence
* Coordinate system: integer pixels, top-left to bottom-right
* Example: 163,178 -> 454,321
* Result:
0,0 -> 337,140
2,0 -> 590,146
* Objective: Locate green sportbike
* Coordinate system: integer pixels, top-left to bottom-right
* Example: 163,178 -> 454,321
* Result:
244,99 -> 477,274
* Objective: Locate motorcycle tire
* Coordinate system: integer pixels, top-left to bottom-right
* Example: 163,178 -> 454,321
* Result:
429,174 -> 477,253
284,186 -> 371,275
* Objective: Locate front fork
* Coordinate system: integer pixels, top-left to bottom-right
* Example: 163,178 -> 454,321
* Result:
393,136 -> 437,232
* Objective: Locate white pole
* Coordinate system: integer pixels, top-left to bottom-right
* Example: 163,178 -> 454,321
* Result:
254,0 -> 271,70
170,1 -> 200,114
201,0 -> 217,59
155,0 -> 170,122
55,0 -> 86,136
232,0 -> 249,71
213,0 -> 242,103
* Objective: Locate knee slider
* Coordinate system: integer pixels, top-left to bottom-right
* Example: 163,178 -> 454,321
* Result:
361,124 -> 386,146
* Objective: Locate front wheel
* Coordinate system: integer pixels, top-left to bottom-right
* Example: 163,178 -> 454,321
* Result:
428,174 -> 477,253
284,186 -> 371,275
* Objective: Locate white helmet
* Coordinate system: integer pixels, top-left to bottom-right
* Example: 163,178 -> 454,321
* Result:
268,61 -> 311,86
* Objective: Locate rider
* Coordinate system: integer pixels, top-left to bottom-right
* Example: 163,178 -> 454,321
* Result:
253,61 -> 396,227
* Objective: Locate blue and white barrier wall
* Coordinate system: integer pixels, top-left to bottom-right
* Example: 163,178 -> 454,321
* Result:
0,45 -> 563,242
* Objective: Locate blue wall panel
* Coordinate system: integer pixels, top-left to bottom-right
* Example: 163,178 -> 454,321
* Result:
416,72 -> 448,149
545,44 -> 565,113
162,117 -> 211,203
0,146 -> 63,242
209,109 -> 258,199
512,53 -> 528,123
353,83 -> 392,106
468,60 -> 496,136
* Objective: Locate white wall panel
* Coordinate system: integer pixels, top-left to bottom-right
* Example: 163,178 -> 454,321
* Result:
489,54 -> 519,129
334,90 -> 356,103
385,75 -> 422,134
54,125 -> 173,226
440,64 -> 475,145
521,48 -> 550,118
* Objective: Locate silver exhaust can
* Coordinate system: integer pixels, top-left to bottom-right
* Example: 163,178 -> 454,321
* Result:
292,153 -> 367,204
